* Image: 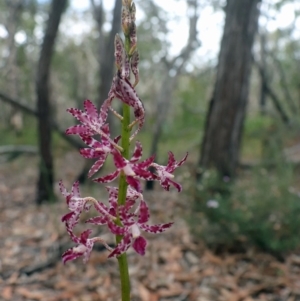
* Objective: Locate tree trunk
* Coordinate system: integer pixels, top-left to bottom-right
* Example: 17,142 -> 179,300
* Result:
4,0 -> 23,132
259,32 -> 267,115
271,51 -> 298,115
145,75 -> 177,190
145,0 -> 199,190
77,0 -> 122,184
0,91 -> 84,149
36,0 -> 67,204
98,0 -> 121,106
91,0 -> 121,115
199,0 -> 261,178
254,57 -> 290,125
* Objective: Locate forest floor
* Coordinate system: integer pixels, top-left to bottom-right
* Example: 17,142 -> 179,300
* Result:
1,152 -> 300,301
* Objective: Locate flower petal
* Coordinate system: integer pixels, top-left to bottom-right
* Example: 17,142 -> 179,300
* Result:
126,176 -> 141,192
62,246 -> 85,264
160,178 -> 171,191
108,232 -> 132,258
80,229 -> 92,244
130,141 -> 142,163
107,220 -> 127,235
132,236 -> 147,255
107,188 -> 118,210
137,154 -> 155,168
83,99 -> 98,119
166,152 -> 188,173
80,135 -> 103,149
79,148 -> 105,159
59,180 -> 68,197
138,200 -> 150,224
133,168 -> 158,181
140,222 -> 173,234
113,151 -> 127,169
168,178 -> 182,192
61,211 -> 75,222
86,216 -> 107,225
93,170 -> 120,183
67,108 -> 89,124
71,181 -> 80,198
88,157 -> 107,178
66,125 -> 94,136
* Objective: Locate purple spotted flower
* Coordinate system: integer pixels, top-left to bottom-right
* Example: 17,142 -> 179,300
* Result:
102,72 -> 145,140
79,124 -> 121,177
62,229 -> 112,264
66,99 -> 109,138
107,199 -> 173,257
62,229 -> 95,264
94,141 -> 157,192
59,181 -> 91,234
85,186 -> 140,226
102,34 -> 144,139
60,183 -> 114,264
151,152 -> 188,192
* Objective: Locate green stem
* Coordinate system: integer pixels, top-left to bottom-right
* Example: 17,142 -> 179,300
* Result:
117,252 -> 130,301
115,7 -> 134,295
116,51 -> 131,299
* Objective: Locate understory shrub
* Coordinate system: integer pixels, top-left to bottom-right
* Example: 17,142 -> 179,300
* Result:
193,162 -> 300,255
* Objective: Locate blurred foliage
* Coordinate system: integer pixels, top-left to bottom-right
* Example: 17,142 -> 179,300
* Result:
0,116 -> 37,145
241,114 -> 275,160
193,118 -> 300,255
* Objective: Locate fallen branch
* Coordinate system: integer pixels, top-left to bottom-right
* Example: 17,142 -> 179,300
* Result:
0,91 -> 84,149
0,145 -> 37,155
0,91 -> 37,116
0,239 -> 115,279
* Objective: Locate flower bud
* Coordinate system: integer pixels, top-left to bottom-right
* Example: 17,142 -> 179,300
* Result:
114,34 -> 125,71
131,50 -> 139,87
122,4 -> 131,36
129,22 -> 137,54
131,2 -> 136,23
122,0 -> 132,6
122,55 -> 130,80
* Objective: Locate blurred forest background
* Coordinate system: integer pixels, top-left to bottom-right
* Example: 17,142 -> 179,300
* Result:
1,0 -> 300,300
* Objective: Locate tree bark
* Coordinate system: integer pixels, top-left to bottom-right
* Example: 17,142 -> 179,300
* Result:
253,57 -> 290,125
145,0 -> 200,190
259,32 -> 267,115
36,0 -> 67,204
77,0 -> 122,184
91,0 -> 122,112
3,0 -> 23,131
0,91 -> 84,149
98,0 -> 121,108
270,51 -> 298,115
199,0 -> 261,178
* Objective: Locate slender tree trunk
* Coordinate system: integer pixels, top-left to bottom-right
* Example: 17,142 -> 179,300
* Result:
91,0 -> 121,113
145,76 -> 177,190
77,0 -> 122,184
4,0 -> 23,132
98,0 -> 122,108
145,0 -> 199,190
254,57 -> 290,125
199,0 -> 261,178
259,33 -> 267,115
36,0 -> 67,204
98,0 -> 122,140
271,52 -> 298,115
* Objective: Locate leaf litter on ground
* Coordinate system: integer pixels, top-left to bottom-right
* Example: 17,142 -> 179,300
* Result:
1,154 -> 300,301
